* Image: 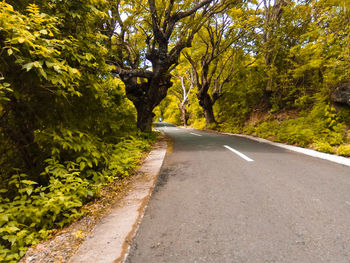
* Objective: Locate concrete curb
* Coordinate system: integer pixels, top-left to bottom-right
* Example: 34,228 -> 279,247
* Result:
69,137 -> 167,263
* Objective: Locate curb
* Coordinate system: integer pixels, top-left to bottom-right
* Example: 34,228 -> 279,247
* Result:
69,136 -> 168,263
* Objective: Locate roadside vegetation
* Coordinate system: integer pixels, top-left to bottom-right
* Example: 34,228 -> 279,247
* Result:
0,2 -> 159,262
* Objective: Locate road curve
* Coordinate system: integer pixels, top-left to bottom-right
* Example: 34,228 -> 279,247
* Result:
126,123 -> 350,263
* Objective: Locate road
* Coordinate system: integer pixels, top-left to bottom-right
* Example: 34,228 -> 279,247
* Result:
126,123 -> 350,263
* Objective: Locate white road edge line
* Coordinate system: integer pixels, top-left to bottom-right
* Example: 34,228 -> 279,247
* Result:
222,132 -> 350,167
224,145 -> 254,162
190,132 -> 202,136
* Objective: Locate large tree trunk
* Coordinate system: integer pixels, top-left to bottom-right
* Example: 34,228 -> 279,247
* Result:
198,92 -> 216,126
135,104 -> 154,132
179,107 -> 189,127
124,70 -> 172,132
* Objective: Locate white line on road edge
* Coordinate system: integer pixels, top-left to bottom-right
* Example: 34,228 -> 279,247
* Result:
190,132 -> 202,136
222,133 -> 350,167
224,145 -> 254,162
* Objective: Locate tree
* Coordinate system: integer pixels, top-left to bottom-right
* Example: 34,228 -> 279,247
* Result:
0,3 -> 83,182
105,0 -> 233,131
258,0 -> 291,103
184,11 -> 246,126
0,1 -> 113,183
171,70 -> 195,126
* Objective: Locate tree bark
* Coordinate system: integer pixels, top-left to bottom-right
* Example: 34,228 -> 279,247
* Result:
198,91 -> 216,126
135,105 -> 154,132
179,107 -> 189,127
123,67 -> 173,131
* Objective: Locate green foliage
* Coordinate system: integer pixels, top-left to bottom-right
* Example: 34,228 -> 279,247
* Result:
244,120 -> 279,140
242,103 -> 347,151
0,171 -> 89,262
313,141 -> 335,154
337,107 -> 350,124
0,2 -> 83,96
154,95 -> 182,126
336,145 -> 350,157
0,2 -> 158,262
0,132 -> 156,262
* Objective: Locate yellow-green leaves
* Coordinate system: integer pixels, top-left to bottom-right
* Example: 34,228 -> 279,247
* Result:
22,61 -> 42,72
26,4 -> 40,16
39,29 -> 48,35
0,78 -> 13,103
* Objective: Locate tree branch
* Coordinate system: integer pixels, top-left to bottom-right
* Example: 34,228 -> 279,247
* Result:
111,66 -> 153,79
148,0 -> 166,42
171,0 -> 213,21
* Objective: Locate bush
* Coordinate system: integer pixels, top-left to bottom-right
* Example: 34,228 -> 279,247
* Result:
313,141 -> 335,154
245,120 -> 279,139
239,102 -> 348,152
0,133 -> 157,262
274,118 -> 315,147
191,118 -> 206,129
336,144 -> 350,157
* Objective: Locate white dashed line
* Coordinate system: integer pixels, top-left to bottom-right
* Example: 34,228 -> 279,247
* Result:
222,132 -> 350,167
190,132 -> 202,137
224,145 -> 254,162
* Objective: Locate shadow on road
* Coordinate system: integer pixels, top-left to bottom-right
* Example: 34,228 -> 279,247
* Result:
153,122 -> 176,127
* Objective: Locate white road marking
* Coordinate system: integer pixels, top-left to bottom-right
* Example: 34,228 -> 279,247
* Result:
222,133 -> 350,167
224,145 -> 254,162
190,132 -> 202,137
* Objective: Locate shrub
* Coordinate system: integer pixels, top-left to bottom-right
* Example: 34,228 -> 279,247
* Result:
0,133 -> 157,262
336,144 -> 350,157
240,102 -> 348,151
191,118 -> 206,129
313,141 -> 335,154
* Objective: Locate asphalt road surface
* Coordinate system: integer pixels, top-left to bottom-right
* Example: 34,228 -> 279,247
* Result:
126,123 -> 350,263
